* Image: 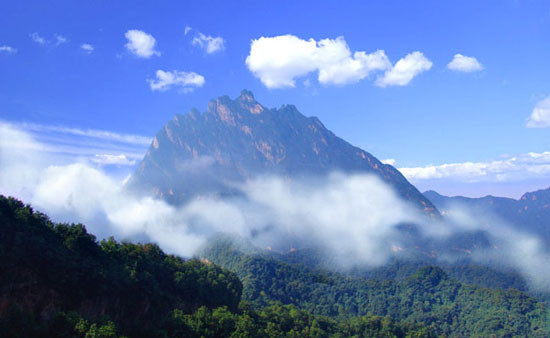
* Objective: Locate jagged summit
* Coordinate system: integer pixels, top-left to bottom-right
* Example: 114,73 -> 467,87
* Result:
239,89 -> 255,99
128,90 -> 438,215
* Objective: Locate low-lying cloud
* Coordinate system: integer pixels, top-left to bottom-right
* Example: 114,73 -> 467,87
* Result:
439,204 -> 550,291
1,123 -> 549,293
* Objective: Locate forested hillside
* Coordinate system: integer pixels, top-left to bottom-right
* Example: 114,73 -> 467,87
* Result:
0,195 -> 435,338
424,189 -> 550,242
202,237 -> 550,337
2,195 -> 548,337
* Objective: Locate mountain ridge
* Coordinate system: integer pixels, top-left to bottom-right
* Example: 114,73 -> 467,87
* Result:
423,188 -> 550,240
128,90 -> 438,216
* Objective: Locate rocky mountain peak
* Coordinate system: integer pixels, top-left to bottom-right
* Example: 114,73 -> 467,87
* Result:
238,89 -> 255,101
128,91 -> 439,216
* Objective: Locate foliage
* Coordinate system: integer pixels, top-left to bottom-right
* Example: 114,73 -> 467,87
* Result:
202,237 -> 550,337
0,195 -> 241,337
1,195 -> 548,337
164,303 -> 435,338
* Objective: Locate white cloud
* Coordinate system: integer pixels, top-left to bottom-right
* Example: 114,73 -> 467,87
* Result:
192,32 -> 225,54
13,121 -> 152,146
29,33 -> 68,47
245,35 -> 392,88
0,45 -> 17,53
526,96 -> 550,128
29,32 -> 47,45
447,54 -> 483,72
381,159 -> 396,166
375,51 -> 432,87
440,205 -> 550,291
81,43 -> 94,53
148,70 -> 205,92
0,123 -> 45,198
2,122 -> 549,291
124,29 -> 160,58
184,26 -> 192,35
91,154 -> 137,166
399,151 -> 550,182
55,34 -> 68,46
0,120 -> 149,170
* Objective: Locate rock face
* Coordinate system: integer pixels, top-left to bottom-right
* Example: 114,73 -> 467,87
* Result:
128,90 -> 438,215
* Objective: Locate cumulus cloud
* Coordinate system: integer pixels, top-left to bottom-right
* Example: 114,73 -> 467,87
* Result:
526,97 -> 550,128
192,32 -> 225,54
0,45 -> 17,54
148,70 -> 205,92
2,123 -> 549,291
81,43 -> 94,53
381,159 -> 396,166
245,35 -> 392,88
375,51 -> 432,87
184,26 -> 192,35
399,151 -> 550,182
447,54 -> 483,72
29,32 -> 47,45
125,29 -> 160,58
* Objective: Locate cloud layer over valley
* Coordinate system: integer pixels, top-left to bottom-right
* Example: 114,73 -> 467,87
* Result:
1,122 -> 549,293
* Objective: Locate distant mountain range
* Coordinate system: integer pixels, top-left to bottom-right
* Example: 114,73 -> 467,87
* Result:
424,188 -> 550,240
128,90 -> 438,215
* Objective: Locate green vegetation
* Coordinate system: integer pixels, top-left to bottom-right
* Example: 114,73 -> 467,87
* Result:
0,195 -> 433,337
165,303 -> 435,338
202,237 -> 550,337
273,245 -> 530,292
1,195 -> 548,337
0,195 -> 240,337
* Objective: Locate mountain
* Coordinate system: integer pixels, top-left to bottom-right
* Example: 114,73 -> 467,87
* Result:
128,90 -> 438,216
424,188 -> 550,240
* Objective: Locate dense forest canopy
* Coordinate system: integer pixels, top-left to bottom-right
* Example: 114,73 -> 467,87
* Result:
1,195 -> 548,337
0,195 -> 435,337
201,236 -> 550,337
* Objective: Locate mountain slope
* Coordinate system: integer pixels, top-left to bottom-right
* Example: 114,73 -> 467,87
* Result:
201,236 -> 549,337
0,195 -> 242,337
0,195 -> 438,338
129,90 -> 438,215
424,188 -> 550,240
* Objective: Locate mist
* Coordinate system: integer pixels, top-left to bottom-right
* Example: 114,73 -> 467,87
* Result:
1,122 -> 549,294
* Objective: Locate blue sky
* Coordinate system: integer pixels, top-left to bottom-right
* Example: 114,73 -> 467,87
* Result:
1,0 -> 550,198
